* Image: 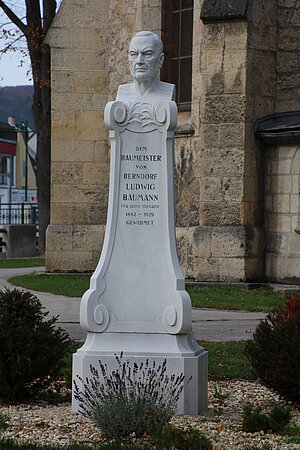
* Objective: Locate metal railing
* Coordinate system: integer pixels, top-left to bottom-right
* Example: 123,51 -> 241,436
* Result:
0,203 -> 38,225
0,174 -> 8,185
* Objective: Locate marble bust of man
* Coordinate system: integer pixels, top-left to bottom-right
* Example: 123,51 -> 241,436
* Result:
117,31 -> 175,102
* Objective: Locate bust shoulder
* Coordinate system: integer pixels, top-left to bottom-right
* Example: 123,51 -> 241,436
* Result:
117,83 -> 135,97
116,80 -> 175,102
154,81 -> 175,101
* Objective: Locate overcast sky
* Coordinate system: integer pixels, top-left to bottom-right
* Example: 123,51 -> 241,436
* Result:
0,51 -> 32,87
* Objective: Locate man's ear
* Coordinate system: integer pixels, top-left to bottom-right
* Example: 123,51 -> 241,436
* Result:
159,52 -> 165,68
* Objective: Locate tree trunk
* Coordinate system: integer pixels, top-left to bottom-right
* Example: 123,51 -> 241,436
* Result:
25,0 -> 53,255
0,0 -> 56,255
31,47 -> 51,255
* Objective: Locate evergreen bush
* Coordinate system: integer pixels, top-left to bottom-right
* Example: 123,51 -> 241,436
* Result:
242,404 -> 291,433
244,293 -> 300,403
242,405 -> 269,433
267,405 -> 291,432
0,289 -> 70,402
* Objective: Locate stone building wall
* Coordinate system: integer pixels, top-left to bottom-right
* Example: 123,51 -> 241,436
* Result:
175,18 -> 250,281
46,0 -> 300,282
46,0 -> 162,271
46,0 -> 110,270
243,0 -> 278,278
108,0 -> 162,100
261,0 -> 300,282
265,145 -> 300,282
176,0 -> 276,281
275,0 -> 300,112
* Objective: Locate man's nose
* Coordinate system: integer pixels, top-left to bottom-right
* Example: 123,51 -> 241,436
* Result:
137,52 -> 144,63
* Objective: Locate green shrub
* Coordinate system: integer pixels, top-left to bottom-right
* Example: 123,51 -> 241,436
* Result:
284,436 -> 300,444
37,341 -> 82,404
0,412 -> 9,430
74,354 -> 186,439
242,405 -> 269,433
284,423 -> 300,437
149,422 -> 212,450
0,289 -> 70,402
267,405 -> 291,432
244,293 -> 300,403
59,341 -> 83,390
242,404 -> 291,433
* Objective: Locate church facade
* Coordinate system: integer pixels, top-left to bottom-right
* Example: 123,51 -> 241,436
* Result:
46,0 -> 300,283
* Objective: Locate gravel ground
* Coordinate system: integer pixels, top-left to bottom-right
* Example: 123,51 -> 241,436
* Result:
1,380 -> 300,449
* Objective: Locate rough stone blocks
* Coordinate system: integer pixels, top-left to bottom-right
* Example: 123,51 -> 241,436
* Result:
46,224 -> 105,272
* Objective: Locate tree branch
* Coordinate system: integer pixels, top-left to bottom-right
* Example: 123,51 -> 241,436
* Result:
25,0 -> 42,32
0,34 -> 24,54
0,16 -> 26,27
0,1 -> 28,35
43,0 -> 56,34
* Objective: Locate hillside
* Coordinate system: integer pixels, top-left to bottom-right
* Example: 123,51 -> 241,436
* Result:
0,85 -> 34,129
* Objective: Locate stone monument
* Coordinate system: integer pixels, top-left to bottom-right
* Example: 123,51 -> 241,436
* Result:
72,31 -> 208,415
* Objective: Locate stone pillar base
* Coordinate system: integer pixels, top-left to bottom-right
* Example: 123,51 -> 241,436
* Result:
176,225 -> 265,282
72,332 -> 208,416
45,224 -> 105,272
3,225 -> 37,258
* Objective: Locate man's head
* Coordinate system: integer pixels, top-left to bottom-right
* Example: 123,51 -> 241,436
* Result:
129,31 -> 164,83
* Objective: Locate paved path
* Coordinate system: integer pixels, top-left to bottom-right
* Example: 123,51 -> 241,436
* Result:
0,267 -> 84,341
0,267 -> 266,342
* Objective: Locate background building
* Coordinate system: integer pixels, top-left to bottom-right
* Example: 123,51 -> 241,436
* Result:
46,0 -> 300,283
0,120 -> 17,203
0,118 -> 37,224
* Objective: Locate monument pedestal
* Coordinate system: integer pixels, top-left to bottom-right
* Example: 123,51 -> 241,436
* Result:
73,332 -> 207,415
72,69 -> 208,415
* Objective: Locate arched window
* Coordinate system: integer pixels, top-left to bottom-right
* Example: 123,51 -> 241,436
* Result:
161,0 -> 194,111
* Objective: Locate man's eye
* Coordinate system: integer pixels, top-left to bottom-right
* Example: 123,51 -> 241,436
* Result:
144,52 -> 153,58
130,52 -> 138,58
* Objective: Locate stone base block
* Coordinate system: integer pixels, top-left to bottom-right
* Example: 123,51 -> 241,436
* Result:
3,225 -> 37,258
46,223 -> 265,281
45,224 -> 105,272
177,225 -> 265,282
72,332 -> 208,416
266,253 -> 300,284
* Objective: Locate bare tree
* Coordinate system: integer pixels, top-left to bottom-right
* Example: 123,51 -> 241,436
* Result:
0,0 -> 57,254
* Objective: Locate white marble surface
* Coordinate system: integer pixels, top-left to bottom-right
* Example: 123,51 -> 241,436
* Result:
80,99 -> 192,335
73,32 -> 208,415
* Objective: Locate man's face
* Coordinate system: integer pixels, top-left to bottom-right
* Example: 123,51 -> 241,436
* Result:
129,35 -> 164,82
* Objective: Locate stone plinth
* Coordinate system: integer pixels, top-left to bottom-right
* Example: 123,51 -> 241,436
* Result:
3,225 -> 37,258
73,333 -> 208,415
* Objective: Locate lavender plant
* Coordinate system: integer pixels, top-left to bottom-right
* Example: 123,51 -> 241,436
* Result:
73,354 -> 187,439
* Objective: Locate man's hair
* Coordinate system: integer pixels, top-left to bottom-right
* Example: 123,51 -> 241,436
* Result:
130,31 -> 163,54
